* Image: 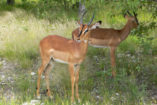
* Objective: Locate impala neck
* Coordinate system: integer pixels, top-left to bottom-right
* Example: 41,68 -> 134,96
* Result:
120,20 -> 133,41
80,40 -> 89,56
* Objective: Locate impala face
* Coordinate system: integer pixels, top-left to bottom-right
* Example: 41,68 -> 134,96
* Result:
78,24 -> 89,41
124,11 -> 139,28
72,21 -> 102,41
125,15 -> 139,28
76,20 -> 102,41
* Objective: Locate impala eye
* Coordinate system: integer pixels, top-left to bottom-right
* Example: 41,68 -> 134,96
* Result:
78,25 -> 84,37
84,28 -> 88,34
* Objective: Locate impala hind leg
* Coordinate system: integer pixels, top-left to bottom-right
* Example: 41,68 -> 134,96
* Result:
110,47 -> 116,77
69,64 -> 75,103
74,64 -> 80,102
37,58 -> 50,99
44,61 -> 54,98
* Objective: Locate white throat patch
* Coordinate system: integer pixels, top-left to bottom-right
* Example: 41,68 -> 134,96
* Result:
76,40 -> 81,43
84,40 -> 87,43
89,44 -> 108,48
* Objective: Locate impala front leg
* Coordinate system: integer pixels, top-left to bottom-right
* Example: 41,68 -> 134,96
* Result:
45,62 -> 54,98
74,64 -> 80,102
110,47 -> 116,77
37,59 -> 49,99
69,63 -> 75,103
37,65 -> 44,98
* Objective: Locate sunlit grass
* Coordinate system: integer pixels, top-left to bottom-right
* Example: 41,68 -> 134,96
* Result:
0,9 -> 77,68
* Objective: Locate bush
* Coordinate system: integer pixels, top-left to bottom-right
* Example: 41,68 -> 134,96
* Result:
118,36 -> 139,54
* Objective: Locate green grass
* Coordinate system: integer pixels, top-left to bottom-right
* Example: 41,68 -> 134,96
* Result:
0,55 -> 155,105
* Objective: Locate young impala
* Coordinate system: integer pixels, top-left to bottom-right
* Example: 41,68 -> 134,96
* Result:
72,11 -> 139,77
36,11 -> 96,103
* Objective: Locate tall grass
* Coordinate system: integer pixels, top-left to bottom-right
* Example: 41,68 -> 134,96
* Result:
0,9 -> 77,68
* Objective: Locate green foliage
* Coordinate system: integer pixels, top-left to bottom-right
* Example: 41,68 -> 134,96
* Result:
152,38 -> 157,55
118,36 -> 139,54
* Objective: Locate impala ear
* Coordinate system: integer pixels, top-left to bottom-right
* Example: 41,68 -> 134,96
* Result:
90,20 -> 102,29
95,20 -> 102,27
77,21 -> 81,25
77,21 -> 81,27
97,20 -> 102,24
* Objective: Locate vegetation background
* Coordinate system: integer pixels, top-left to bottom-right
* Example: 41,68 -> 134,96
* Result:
0,0 -> 157,105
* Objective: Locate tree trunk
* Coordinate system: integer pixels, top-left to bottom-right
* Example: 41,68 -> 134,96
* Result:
7,0 -> 15,5
63,0 -> 67,9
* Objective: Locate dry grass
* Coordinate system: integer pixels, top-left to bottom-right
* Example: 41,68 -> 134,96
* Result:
0,9 -> 78,68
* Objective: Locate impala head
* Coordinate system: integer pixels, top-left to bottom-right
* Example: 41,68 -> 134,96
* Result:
72,20 -> 102,40
72,0 -> 101,41
124,11 -> 139,28
76,12 -> 95,41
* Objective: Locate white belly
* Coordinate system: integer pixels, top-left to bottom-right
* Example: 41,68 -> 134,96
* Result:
89,43 -> 108,48
49,49 -> 69,64
53,58 -> 68,64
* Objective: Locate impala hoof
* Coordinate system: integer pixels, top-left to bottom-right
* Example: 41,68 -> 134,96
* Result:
78,98 -> 81,103
71,101 -> 76,105
49,95 -> 53,100
37,95 -> 41,99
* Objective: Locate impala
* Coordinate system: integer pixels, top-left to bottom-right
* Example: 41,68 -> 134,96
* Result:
72,11 -> 139,77
36,11 -> 96,103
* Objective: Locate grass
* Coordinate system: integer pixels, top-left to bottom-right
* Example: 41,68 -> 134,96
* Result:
0,1 -> 157,105
0,8 -> 77,68
0,55 -> 155,105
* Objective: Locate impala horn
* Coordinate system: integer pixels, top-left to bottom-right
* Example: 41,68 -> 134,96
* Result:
79,0 -> 86,24
80,10 -> 87,24
133,11 -> 139,25
88,13 -> 95,25
78,10 -> 87,37
127,11 -> 132,16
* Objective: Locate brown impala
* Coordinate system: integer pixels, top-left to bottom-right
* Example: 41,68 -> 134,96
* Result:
72,11 -> 139,77
36,12 -> 96,103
